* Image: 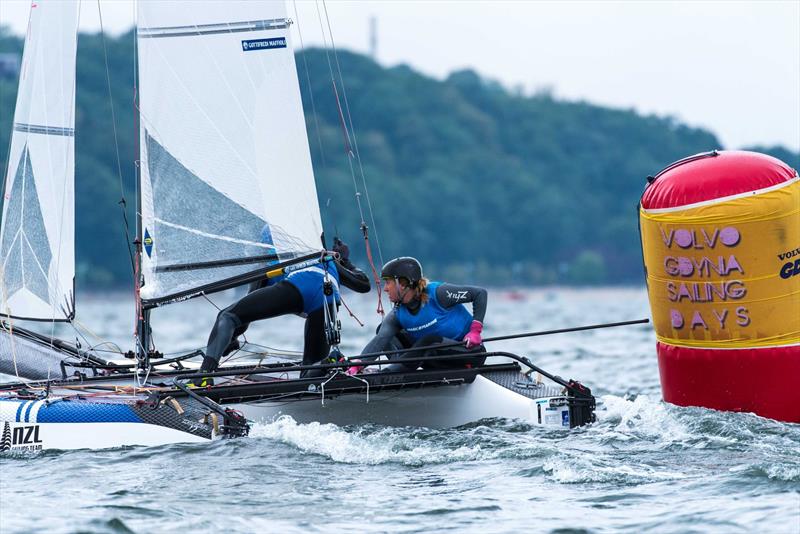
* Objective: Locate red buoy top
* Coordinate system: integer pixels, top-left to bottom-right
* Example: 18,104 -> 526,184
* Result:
641,150 -> 797,210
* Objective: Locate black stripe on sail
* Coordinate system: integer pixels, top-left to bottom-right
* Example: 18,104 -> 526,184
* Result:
142,251 -> 323,310
138,18 -> 289,39
13,123 -> 75,137
156,252 -> 281,273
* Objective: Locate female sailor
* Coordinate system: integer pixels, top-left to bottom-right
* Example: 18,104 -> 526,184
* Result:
360,257 -> 488,371
200,238 -> 370,378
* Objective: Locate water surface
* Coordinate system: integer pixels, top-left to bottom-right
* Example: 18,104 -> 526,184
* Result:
1,288 -> 798,533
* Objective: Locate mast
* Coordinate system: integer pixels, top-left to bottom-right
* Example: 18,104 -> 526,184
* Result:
133,15 -> 150,371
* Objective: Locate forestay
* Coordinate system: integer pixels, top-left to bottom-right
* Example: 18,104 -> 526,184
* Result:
0,1 -> 79,321
136,1 -> 323,301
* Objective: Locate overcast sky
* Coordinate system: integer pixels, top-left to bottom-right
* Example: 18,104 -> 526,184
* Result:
1,0 -> 798,151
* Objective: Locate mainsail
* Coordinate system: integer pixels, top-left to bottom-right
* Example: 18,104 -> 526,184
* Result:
136,1 -> 324,302
0,1 -> 79,321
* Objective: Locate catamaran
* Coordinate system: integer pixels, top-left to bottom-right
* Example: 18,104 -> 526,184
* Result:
0,0 -> 614,452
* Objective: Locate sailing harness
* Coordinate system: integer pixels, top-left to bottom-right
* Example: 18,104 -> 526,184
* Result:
320,254 -> 342,347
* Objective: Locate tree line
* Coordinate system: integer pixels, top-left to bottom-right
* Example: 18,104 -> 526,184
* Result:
0,28 -> 797,288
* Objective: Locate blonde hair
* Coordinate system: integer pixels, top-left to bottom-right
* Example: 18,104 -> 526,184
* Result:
399,277 -> 429,305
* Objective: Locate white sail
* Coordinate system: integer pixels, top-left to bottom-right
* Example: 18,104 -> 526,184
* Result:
136,0 -> 324,301
0,1 -> 79,320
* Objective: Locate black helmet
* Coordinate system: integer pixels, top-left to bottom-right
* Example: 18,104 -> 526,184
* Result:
381,257 -> 423,285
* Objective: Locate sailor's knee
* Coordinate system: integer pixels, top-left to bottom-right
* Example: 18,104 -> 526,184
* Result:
216,310 -> 242,330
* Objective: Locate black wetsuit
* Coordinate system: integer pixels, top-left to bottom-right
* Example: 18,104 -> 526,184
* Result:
362,283 -> 488,370
203,258 -> 370,373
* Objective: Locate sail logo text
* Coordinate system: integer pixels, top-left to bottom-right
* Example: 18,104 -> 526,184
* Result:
242,38 -> 287,52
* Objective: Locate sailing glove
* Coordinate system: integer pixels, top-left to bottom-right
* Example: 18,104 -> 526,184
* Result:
464,320 -> 483,348
346,359 -> 364,376
333,238 -> 350,262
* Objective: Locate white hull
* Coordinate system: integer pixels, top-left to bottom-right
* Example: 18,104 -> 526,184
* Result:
233,375 -> 565,428
1,421 -> 208,452
1,370 -> 580,452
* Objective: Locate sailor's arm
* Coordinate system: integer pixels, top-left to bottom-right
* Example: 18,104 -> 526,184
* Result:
435,283 -> 488,322
361,310 -> 402,355
336,258 -> 371,293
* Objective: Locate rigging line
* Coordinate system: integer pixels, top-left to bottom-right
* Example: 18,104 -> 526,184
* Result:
201,293 -> 222,311
313,1 -> 361,221
293,0 -> 327,169
321,0 -> 384,266
314,1 -> 384,315
201,288 -> 253,346
338,294 -> 363,327
68,316 -> 113,360
97,1 -> 135,276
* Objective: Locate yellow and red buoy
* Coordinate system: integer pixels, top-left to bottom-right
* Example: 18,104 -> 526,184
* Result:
639,150 -> 799,423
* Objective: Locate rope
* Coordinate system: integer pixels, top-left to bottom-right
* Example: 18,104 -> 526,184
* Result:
293,0 -> 327,169
315,0 -> 385,317
321,0 -> 384,266
97,1 -> 135,277
363,230 -> 384,316
338,295 -> 363,327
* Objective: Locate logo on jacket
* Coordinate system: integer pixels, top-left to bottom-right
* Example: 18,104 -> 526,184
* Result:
406,318 -> 438,332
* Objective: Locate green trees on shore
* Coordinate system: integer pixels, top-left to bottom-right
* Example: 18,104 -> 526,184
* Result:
1,29 -> 797,288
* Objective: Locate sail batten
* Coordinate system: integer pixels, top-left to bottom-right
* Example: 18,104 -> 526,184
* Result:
138,18 -> 289,38
137,1 -> 323,301
13,123 -> 76,137
0,0 -> 78,321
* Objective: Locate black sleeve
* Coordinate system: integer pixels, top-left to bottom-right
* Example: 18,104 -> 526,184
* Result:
435,283 -> 488,323
361,310 -> 402,355
336,258 -> 371,293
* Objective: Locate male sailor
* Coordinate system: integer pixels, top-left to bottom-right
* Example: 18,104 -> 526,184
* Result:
360,257 -> 488,371
200,236 -> 370,380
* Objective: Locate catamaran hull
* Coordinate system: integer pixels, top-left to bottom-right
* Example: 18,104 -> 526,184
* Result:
0,368 -> 592,451
0,396 -> 220,452
231,375 -> 573,429
0,421 -> 208,452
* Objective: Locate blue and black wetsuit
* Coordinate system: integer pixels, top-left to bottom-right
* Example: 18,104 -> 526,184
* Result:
203,257 -> 370,374
361,282 -> 488,370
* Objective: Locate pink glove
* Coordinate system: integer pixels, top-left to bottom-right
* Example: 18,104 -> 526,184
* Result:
464,320 -> 483,348
346,359 -> 364,375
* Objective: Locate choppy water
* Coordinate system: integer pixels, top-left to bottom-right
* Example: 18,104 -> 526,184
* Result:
1,288 -> 798,533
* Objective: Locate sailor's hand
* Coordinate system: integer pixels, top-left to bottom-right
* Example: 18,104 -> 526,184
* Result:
333,238 -> 350,262
346,359 -> 364,375
464,320 -> 483,348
